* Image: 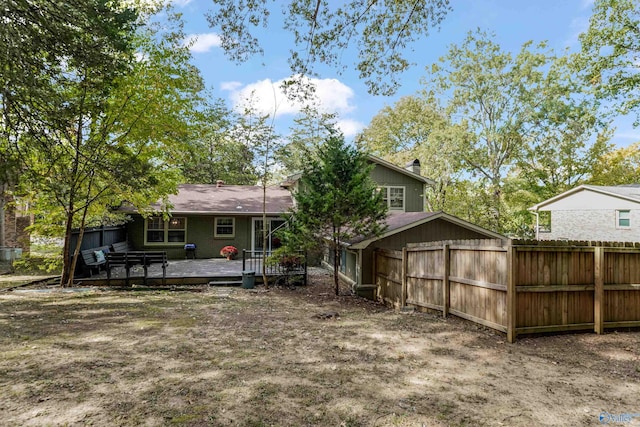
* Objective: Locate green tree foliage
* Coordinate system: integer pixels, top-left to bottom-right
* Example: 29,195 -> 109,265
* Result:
420,30 -> 610,234
578,0 -> 640,124
276,105 -> 338,175
290,131 -> 387,295
422,31 -> 552,231
356,95 -> 464,212
589,141 -> 640,185
181,100 -> 258,185
1,0 -> 140,284
358,31 -> 611,236
3,6 -> 206,285
0,0 -> 139,203
206,0 -> 451,95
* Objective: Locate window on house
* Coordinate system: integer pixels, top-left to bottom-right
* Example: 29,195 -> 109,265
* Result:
146,217 -> 165,243
215,217 -> 235,237
145,217 -> 187,244
617,210 -> 631,228
167,217 -> 186,242
538,211 -> 551,233
379,186 -> 405,211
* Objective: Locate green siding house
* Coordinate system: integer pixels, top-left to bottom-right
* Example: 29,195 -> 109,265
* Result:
120,155 -> 503,294
324,157 -> 506,296
124,183 -> 292,259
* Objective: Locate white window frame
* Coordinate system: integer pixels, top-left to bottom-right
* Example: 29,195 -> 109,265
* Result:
379,186 -> 405,211
214,217 -> 235,238
616,210 -> 631,229
251,217 -> 286,252
144,216 -> 187,245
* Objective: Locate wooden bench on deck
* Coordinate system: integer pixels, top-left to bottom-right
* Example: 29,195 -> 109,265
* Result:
111,241 -> 136,253
80,245 -> 110,277
106,251 -> 167,286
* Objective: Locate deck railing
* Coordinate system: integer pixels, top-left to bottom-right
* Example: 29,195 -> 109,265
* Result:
242,250 -> 307,285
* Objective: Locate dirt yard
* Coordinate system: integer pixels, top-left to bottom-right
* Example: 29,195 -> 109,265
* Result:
1,268 -> 639,426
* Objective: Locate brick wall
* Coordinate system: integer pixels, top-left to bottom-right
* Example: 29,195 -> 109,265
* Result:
539,209 -> 640,242
1,192 -> 31,253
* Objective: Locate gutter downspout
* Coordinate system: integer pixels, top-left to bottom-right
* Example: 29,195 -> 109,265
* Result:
531,210 -> 539,240
357,248 -> 362,289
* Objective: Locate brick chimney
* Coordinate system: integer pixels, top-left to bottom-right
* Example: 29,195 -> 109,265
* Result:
405,159 -> 421,176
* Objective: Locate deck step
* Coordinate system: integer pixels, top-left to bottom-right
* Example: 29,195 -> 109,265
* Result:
208,280 -> 243,287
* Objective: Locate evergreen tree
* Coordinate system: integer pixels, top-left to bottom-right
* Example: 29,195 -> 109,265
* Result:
291,131 -> 387,295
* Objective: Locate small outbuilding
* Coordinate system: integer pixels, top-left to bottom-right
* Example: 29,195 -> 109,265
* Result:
330,211 -> 506,297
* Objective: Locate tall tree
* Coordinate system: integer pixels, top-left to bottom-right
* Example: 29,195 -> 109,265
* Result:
578,0 -> 640,124
421,31 -> 609,233
181,100 -> 258,185
233,98 -> 280,285
277,105 -> 338,175
5,9 -> 206,286
506,55 -> 613,234
206,0 -> 451,95
1,0 -> 140,284
291,131 -> 387,295
0,0 -> 139,246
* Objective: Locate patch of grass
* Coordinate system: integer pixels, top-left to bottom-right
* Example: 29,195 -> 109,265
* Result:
249,381 -> 282,405
436,402 -> 458,420
12,254 -> 62,274
430,346 -> 455,356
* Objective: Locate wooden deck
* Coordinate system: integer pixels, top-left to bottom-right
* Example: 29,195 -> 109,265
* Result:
76,258 -> 285,287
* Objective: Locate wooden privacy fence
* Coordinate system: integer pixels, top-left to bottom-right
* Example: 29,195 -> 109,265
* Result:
374,239 -> 640,342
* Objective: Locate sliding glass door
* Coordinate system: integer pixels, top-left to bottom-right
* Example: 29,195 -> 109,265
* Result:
252,218 -> 286,253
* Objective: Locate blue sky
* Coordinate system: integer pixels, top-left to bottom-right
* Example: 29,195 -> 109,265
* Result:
169,0 -> 638,148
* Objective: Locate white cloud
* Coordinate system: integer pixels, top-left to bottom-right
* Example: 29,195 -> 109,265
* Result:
614,131 -> 640,140
220,81 -> 243,92
183,33 -> 221,53
336,119 -> 365,138
565,16 -> 590,47
170,0 -> 193,6
226,76 -> 356,118
581,0 -> 594,9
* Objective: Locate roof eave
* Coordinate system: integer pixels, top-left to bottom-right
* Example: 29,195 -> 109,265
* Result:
367,155 -> 435,185
529,185 -> 640,211
349,212 -> 505,250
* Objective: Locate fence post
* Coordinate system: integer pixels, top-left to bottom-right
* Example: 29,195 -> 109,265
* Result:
401,247 -> 407,308
594,246 -> 605,334
443,243 -> 450,318
507,243 -> 517,343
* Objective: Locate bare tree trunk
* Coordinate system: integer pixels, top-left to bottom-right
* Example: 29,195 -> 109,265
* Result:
262,184 -> 268,287
66,203 -> 91,287
333,225 -> 340,295
60,205 -> 75,286
333,244 -> 340,296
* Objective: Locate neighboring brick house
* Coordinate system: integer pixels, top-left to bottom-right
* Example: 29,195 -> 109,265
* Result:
0,187 -> 31,259
529,184 -> 640,242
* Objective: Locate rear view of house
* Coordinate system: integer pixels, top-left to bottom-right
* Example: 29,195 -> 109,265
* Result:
123,183 -> 293,259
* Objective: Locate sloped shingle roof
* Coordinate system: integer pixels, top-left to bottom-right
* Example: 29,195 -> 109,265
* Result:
529,184 -> 640,210
585,184 -> 640,202
346,211 -> 505,249
147,184 -> 293,215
